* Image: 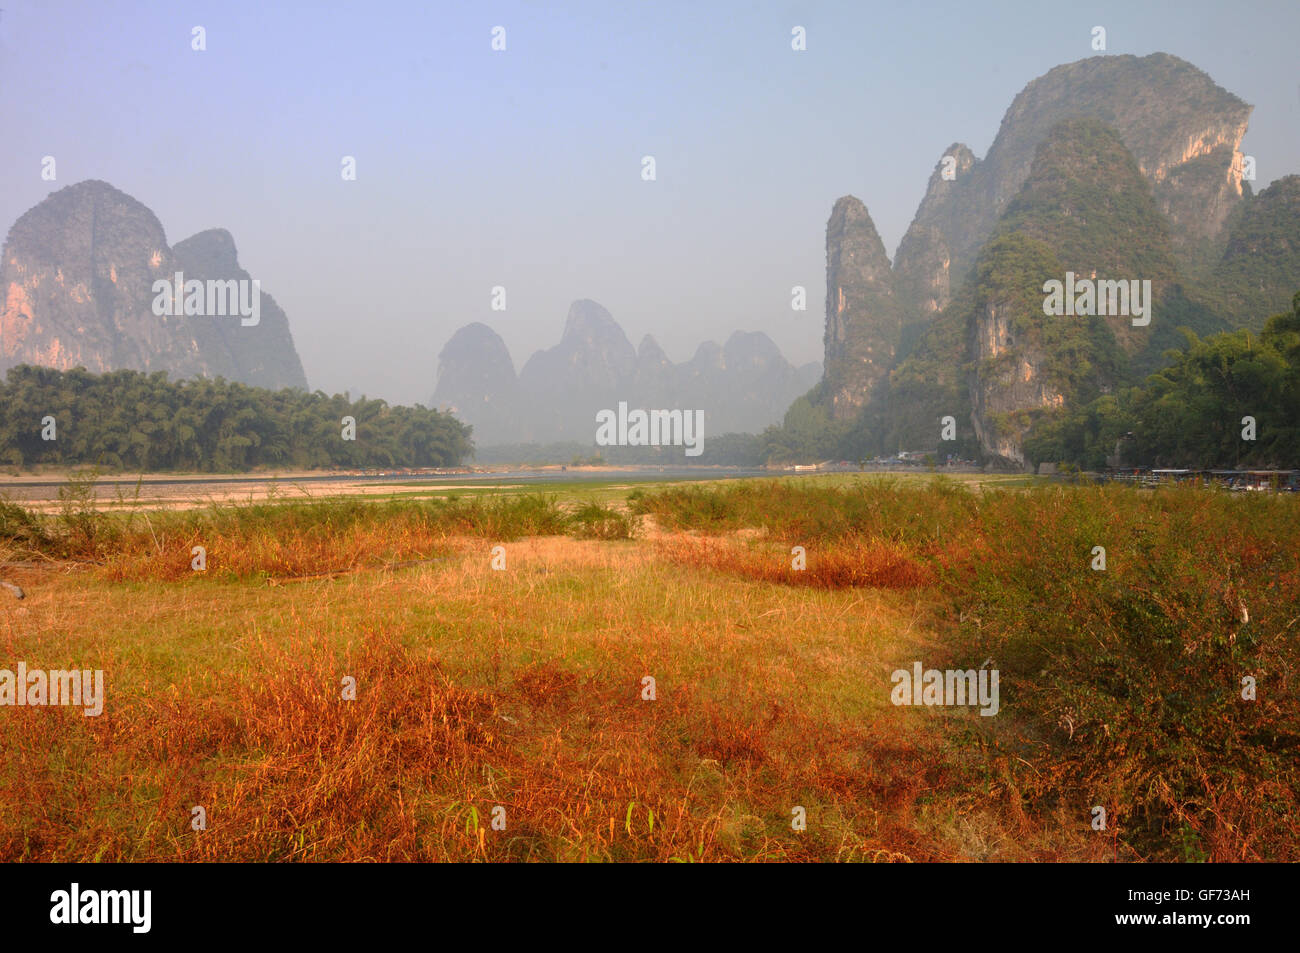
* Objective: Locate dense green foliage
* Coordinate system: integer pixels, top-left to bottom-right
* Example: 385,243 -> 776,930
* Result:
758,392 -> 850,462
852,287 -> 979,461
1026,291 -> 1300,468
1203,176 -> 1300,328
769,284 -> 1300,470
0,365 -> 472,471
978,233 -> 1131,403
998,119 -> 1178,286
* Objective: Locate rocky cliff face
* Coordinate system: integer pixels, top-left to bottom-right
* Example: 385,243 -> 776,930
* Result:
890,53 -> 1251,322
812,52 -> 1273,469
965,122 -> 1172,466
822,196 -> 900,420
2,181 -> 193,376
968,305 -> 1066,470
973,54 -> 1248,265
432,300 -> 821,446
0,181 -> 307,390
171,229 -> 307,390
892,144 -> 977,330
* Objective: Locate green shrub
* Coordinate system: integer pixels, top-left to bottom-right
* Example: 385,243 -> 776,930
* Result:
568,502 -> 637,540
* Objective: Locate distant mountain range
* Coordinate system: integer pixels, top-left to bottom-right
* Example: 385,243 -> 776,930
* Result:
2,183 -> 818,449
0,180 -> 307,391
805,52 -> 1300,468
432,300 -> 821,445
9,51 -> 1296,471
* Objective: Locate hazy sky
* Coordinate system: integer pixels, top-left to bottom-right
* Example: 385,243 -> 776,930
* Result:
2,1 -> 1297,405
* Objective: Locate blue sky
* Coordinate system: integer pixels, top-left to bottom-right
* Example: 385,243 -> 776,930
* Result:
2,1 -> 1297,404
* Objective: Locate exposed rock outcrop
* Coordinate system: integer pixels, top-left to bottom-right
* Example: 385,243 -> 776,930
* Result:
0,181 -> 307,390
811,53 -> 1273,469
822,196 -> 900,420
891,53 -> 1251,321
893,144 -> 977,327
172,229 -> 307,390
965,121 -> 1174,466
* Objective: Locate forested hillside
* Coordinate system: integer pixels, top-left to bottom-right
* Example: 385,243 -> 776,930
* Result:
1025,291 -> 1300,469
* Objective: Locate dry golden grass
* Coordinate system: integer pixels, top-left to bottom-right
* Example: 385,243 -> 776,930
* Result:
655,535 -> 935,590
0,529 -> 1100,862
99,517 -> 458,583
7,478 -> 1294,862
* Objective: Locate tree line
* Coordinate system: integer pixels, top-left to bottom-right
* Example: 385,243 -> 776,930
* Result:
0,365 -> 473,471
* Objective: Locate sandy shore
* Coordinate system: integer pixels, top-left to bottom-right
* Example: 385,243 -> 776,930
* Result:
0,463 -> 748,510
0,471 -> 519,510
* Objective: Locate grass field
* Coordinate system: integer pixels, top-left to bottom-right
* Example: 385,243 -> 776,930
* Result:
1,473 -> 1296,861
